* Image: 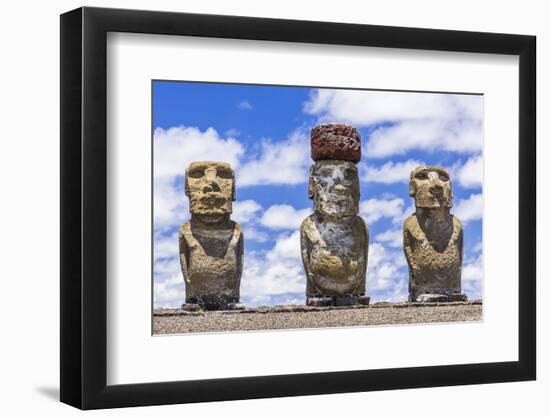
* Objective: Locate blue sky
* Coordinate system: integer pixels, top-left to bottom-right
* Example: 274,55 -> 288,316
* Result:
153,81 -> 483,308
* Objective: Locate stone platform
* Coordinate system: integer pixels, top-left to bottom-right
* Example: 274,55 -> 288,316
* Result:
153,301 -> 482,334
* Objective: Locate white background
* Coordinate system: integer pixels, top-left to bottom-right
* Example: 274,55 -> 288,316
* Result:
108,33 -> 518,384
0,0 -> 546,415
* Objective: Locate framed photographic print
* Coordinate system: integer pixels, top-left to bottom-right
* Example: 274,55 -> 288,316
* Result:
60,6 -> 536,410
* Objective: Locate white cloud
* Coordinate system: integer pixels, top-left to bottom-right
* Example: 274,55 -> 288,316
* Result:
454,193 -> 482,224
454,153 -> 483,189
361,159 -> 424,184
154,126 -> 244,178
241,231 -> 306,299
359,197 -> 406,224
367,243 -> 408,301
237,129 -> 310,187
462,254 -> 483,282
154,273 -> 185,308
304,89 -> 482,127
153,126 -> 244,228
304,89 -> 483,158
260,204 -> 311,230
462,254 -> 483,300
232,199 -> 263,224
238,100 -> 253,110
232,200 -> 272,242
154,232 -> 179,261
241,226 -> 269,243
365,119 -> 481,158
375,228 -> 403,248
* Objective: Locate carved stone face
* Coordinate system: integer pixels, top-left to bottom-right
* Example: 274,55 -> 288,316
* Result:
185,161 -> 235,218
309,160 -> 359,217
409,166 -> 452,208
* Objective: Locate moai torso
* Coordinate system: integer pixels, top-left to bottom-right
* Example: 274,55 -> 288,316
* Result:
300,125 -> 369,306
403,166 -> 466,302
179,161 -> 244,309
179,220 -> 243,304
301,215 -> 368,296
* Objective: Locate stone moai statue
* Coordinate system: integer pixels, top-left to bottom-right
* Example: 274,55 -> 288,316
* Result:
403,166 -> 467,302
300,124 -> 370,307
179,161 -> 244,310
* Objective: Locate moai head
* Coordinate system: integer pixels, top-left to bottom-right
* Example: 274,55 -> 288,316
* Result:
308,160 -> 360,217
185,161 -> 235,221
308,124 -> 362,218
409,166 -> 453,208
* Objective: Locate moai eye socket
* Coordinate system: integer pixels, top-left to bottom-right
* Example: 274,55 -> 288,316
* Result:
216,167 -> 233,179
438,172 -> 450,181
188,168 -> 205,178
344,168 -> 355,181
414,171 -> 428,180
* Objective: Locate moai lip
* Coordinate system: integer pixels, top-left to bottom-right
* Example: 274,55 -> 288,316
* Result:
311,124 -> 362,163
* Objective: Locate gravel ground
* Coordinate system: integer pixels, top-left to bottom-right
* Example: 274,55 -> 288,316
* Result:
153,302 -> 482,334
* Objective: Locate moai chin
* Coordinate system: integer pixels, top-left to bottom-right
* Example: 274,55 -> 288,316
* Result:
300,124 -> 370,307
403,166 -> 467,302
179,161 -> 244,310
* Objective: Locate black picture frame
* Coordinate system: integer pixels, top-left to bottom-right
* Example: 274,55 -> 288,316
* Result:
60,6 -> 536,410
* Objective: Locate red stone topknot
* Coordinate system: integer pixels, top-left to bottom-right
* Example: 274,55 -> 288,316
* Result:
310,124 -> 361,163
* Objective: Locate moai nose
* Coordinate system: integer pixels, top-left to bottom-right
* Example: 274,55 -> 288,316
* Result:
203,182 -> 221,193
430,184 -> 443,196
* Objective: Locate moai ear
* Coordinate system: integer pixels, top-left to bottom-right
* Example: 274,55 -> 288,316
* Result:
408,171 -> 416,197
307,166 -> 315,200
231,169 -> 236,201
184,169 -> 190,197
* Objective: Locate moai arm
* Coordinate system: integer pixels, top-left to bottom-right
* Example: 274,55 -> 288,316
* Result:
359,217 -> 369,283
403,220 -> 417,272
235,224 -> 244,282
300,222 -> 310,273
457,221 -> 464,266
178,225 -> 190,285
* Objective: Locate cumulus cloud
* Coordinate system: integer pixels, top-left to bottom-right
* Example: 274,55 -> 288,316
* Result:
153,126 -> 244,228
238,100 -> 253,110
154,126 -> 244,178
366,119 -> 481,158
367,243 -> 408,302
153,253 -> 184,308
304,89 -> 483,158
454,193 -> 482,224
359,197 -> 406,224
375,228 -> 403,248
260,204 -> 311,230
454,153 -> 483,189
462,254 -> 483,300
240,231 -> 306,302
361,159 -> 424,184
232,199 -> 263,224
237,129 -> 310,186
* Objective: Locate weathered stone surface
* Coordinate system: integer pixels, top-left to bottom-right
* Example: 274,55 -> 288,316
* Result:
404,166 -> 467,302
417,294 -> 449,303
311,124 -> 361,163
180,161 -> 244,310
301,126 -> 369,306
307,297 -> 334,307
